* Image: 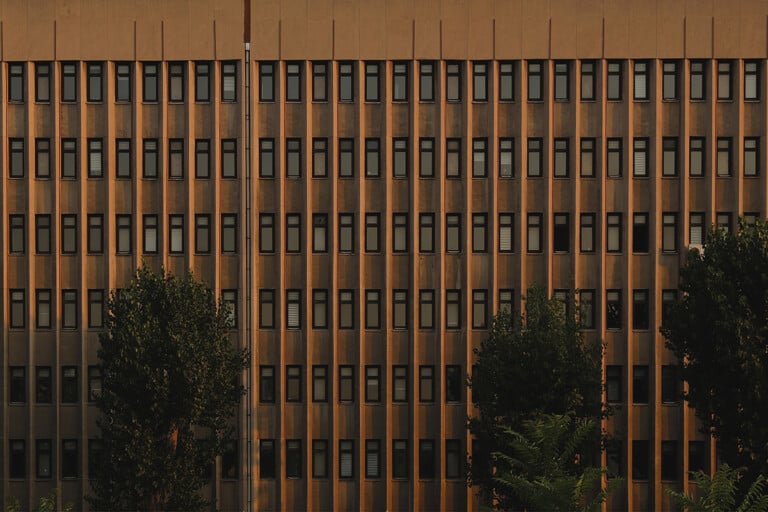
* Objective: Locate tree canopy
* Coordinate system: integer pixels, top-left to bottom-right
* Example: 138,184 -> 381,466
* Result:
89,264 -> 248,511
667,464 -> 768,512
662,219 -> 768,480
468,285 -> 605,510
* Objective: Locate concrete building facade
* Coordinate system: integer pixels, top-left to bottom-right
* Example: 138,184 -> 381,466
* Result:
3,0 -> 768,510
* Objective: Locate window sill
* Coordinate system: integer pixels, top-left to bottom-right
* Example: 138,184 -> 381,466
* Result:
716,99 -> 735,103
85,101 -> 105,105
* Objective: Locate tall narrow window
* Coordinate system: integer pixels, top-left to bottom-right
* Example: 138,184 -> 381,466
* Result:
392,61 -> 409,102
339,138 -> 354,178
553,138 -> 569,177
365,291 -> 381,330
419,290 -> 435,329
690,61 -> 705,100
194,215 -> 211,253
116,139 -> 132,178
311,289 -> 328,329
393,290 -> 408,330
744,137 -> 759,177
662,61 -> 678,100
393,366 -> 408,402
61,138 -> 77,178
312,440 -> 328,478
312,214 -> 328,253
312,138 -> 327,178
446,440 -> 462,479
169,139 -> 184,178
312,62 -> 327,102
499,138 -> 514,178
87,214 -> 103,253
116,63 -> 132,102
393,213 -> 408,253
339,290 -> 354,329
62,366 -> 78,403
285,62 -> 302,102
472,213 -> 487,252
420,61 -> 435,101
88,290 -> 104,328
9,440 -> 26,478
473,62 -> 488,101
365,366 -> 381,402
35,215 -> 51,254
607,61 -> 622,100
528,61 -> 542,101
606,290 -> 622,330
690,137 -> 705,177
36,367 -> 52,403
580,213 -> 595,252
168,62 -> 184,102
221,61 -> 237,102
745,61 -> 760,101
446,290 -> 461,329
553,61 -> 569,100
194,139 -> 210,179
393,440 -> 408,479
419,440 -> 436,479
662,213 -> 678,253
633,138 -> 648,177
312,366 -> 328,402
35,138 -> 51,178
499,213 -> 514,253
286,138 -> 302,178
446,138 -> 461,178
365,440 -> 381,478
419,213 -> 434,253
9,138 -> 24,178
689,212 -> 705,246
259,366 -> 275,402
286,365 -> 302,401
527,138 -> 542,177
339,365 -> 355,401
472,290 -> 488,329
260,440 -> 276,478
446,62 -> 461,101
8,63 -> 25,102
339,62 -> 354,102
419,138 -> 434,177
607,213 -> 622,253
9,214 -> 25,254
259,62 -> 275,102
62,215 -> 77,254
499,61 -> 514,101
221,139 -> 237,178
169,215 -> 184,254
259,138 -> 275,178
37,440 -> 53,479
553,213 -> 569,252
142,139 -> 158,178
580,138 -> 595,177
579,290 -> 595,328
662,137 -> 678,177
606,366 -> 622,403
446,213 -> 461,253
717,61 -> 732,100
339,440 -> 354,479
35,62 -> 51,102
634,61 -> 648,100
61,62 -> 78,102
632,289 -> 649,330
633,366 -> 649,404
717,138 -> 732,176
662,365 -> 680,403
581,61 -> 595,101
472,138 -> 487,177
259,290 -> 275,329
365,62 -> 380,102
393,138 -> 408,178
633,213 -> 649,253
62,289 -> 78,329
195,62 -> 211,102
717,212 -> 732,233
339,213 -> 354,253
143,62 -> 159,102
142,214 -> 158,254
116,214 -> 132,254
10,366 -> 26,402
527,213 -> 542,253
607,138 -> 622,178
365,138 -> 380,177
87,138 -> 103,178
286,213 -> 301,253
365,213 -> 380,253
87,62 -> 103,102
36,290 -> 52,329
419,366 -> 435,402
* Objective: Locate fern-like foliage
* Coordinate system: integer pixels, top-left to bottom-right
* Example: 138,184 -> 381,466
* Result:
667,464 -> 768,512
490,413 -> 621,512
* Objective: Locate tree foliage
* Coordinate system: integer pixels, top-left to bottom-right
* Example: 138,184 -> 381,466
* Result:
5,490 -> 73,512
667,464 -> 768,512
468,285 -> 605,510
662,219 -> 768,480
491,413 -> 621,512
88,264 -> 248,511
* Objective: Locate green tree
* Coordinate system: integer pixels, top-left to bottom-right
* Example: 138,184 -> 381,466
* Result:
88,264 -> 248,511
5,489 -> 74,512
468,285 -> 605,510
667,464 -> 768,512
491,413 -> 621,512
662,219 -> 768,481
